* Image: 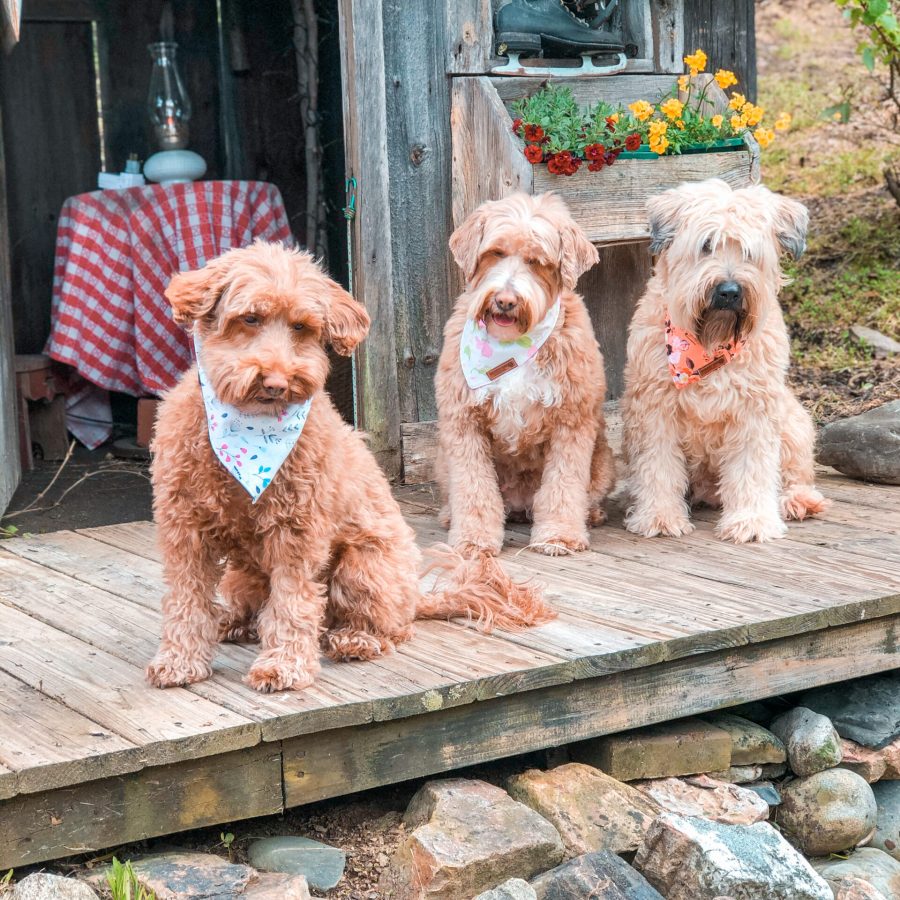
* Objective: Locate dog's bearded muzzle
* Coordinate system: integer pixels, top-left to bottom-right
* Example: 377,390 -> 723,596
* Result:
698,280 -> 750,350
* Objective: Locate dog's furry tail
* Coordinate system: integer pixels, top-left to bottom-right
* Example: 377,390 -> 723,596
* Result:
416,543 -> 555,632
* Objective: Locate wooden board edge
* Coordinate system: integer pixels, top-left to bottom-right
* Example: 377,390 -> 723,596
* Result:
282,614 -> 900,807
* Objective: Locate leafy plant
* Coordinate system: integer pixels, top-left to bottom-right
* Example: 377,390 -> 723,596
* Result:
219,831 -> 236,863
106,858 -> 156,900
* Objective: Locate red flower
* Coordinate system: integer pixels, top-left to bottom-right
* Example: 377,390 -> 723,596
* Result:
605,116 -> 618,130
584,143 -> 606,161
547,150 -> 580,175
524,144 -> 543,164
568,156 -> 582,175
625,133 -> 641,151
512,117 -> 523,134
523,123 -> 545,142
588,158 -> 605,172
546,154 -> 563,175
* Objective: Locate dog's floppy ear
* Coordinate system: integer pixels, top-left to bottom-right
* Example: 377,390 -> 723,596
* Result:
323,280 -> 370,355
558,220 -> 599,289
449,206 -> 488,282
772,192 -> 809,259
647,188 -> 687,255
165,257 -> 231,326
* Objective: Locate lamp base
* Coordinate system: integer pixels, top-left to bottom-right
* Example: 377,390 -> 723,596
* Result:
144,149 -> 207,184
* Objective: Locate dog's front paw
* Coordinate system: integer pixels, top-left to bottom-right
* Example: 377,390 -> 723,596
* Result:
625,507 -> 694,538
716,512 -> 787,544
245,658 -> 315,693
529,532 -> 589,555
146,653 -> 211,688
455,540 -> 501,560
781,486 -> 829,521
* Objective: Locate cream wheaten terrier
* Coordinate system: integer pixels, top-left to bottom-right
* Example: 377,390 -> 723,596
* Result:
435,192 -> 615,557
621,179 -> 828,544
148,242 -> 551,693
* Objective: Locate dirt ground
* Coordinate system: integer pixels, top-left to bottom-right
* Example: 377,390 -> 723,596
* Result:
756,0 -> 900,422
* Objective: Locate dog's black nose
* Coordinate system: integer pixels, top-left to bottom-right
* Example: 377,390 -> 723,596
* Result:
712,281 -> 743,310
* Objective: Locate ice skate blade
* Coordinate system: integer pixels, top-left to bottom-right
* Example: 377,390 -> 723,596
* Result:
492,51 -> 627,78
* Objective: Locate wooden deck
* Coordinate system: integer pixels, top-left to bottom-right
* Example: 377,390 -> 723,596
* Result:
0,471 -> 898,868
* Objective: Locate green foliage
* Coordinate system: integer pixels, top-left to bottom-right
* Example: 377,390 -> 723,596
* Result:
0,870 -> 12,886
106,858 -> 156,900
219,831 -> 236,862
836,0 -> 900,69
0,525 -> 18,540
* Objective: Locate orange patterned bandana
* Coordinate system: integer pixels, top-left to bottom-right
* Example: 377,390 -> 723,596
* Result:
665,311 -> 745,388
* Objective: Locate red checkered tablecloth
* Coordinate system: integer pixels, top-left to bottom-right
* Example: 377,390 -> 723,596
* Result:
46,180 -> 293,396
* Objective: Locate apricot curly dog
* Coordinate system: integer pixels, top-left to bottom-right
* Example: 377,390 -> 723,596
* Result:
435,192 -> 615,557
621,179 -> 828,544
147,242 -> 552,693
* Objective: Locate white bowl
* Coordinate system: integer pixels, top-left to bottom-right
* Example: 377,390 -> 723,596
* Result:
144,149 -> 207,184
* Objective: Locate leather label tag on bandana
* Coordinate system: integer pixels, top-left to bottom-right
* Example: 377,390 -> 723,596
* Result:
486,358 -> 518,381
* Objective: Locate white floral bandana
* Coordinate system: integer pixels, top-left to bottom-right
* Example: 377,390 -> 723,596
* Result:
459,297 -> 562,390
194,336 -> 312,501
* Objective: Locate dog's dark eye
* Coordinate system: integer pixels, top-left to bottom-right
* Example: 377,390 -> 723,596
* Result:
489,249 -> 507,259
292,322 -> 305,332
525,256 -> 540,267
243,314 -> 260,326
702,239 -> 713,255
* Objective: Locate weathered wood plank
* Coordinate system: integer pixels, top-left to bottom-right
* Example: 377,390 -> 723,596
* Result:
283,615 -> 900,807
684,0 -> 756,99
0,741 -> 283,870
651,0 -> 685,73
0,669 -> 141,796
338,0 -> 402,476
445,0 -> 492,74
451,76 -> 533,229
492,74 -> 682,108
0,101 -> 18,514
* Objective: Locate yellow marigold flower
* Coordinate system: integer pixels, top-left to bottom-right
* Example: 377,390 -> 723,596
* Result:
729,92 -> 747,111
753,127 -> 775,149
660,98 -> 684,121
711,114 -> 724,128
744,105 -> 764,127
629,100 -> 654,122
714,69 -> 738,90
678,75 -> 690,91
648,120 -> 669,139
730,113 -> 745,131
775,111 -> 792,131
683,49 -> 707,73
608,112 -> 620,124
676,119 -> 686,130
650,136 -> 670,155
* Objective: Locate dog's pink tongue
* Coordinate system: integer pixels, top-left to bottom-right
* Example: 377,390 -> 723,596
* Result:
493,314 -> 517,327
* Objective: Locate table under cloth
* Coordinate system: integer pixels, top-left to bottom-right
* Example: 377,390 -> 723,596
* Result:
45,180 -> 293,445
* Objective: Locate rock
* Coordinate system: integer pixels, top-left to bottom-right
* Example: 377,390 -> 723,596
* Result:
802,673 -> 900,749
506,763 -> 660,857
571,718 -> 731,782
827,876 -> 888,900
633,813 -> 831,899
243,873 -> 311,899
841,738 -> 889,783
743,780 -> 782,806
380,778 -> 564,899
707,765 -> 764,783
851,325 -> 900,357
632,775 -> 769,825
473,878 -> 537,900
248,836 -> 345,891
811,848 -> 900,899
10,874 -> 100,900
871,780 -> 900,859
760,761 -> 788,779
770,707 -> 843,776
817,401 -> 900,485
883,738 -> 900,779
704,713 -> 787,765
531,851 -> 663,899
779,768 -> 878,856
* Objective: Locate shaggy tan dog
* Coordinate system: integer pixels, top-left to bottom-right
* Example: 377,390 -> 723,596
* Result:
147,242 -> 551,693
621,179 -> 827,544
435,192 -> 614,557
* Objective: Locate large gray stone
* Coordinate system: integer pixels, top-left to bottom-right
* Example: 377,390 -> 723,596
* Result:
473,879 -> 537,900
851,325 -> 900,357
379,778 -> 564,899
531,851 -> 663,900
779,768 -> 878,856
770,707 -> 843,776
633,813 -> 831,899
871,780 -> 900,860
506,763 -> 660,857
704,713 -> 787,765
817,400 -> 900,484
802,673 -> 900,749
632,775 -> 769,825
248,836 -> 345,891
10,874 -> 99,900
811,848 -> 900,899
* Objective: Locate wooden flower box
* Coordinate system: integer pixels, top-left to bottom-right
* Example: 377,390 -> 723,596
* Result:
451,74 -> 760,244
